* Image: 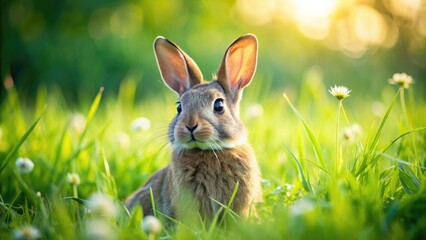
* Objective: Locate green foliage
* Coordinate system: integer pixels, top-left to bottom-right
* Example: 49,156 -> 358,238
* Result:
2,1 -> 425,236
1,72 -> 426,239
1,0 -> 425,101
0,107 -> 44,174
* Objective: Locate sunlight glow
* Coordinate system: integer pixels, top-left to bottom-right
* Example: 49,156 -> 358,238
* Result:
110,4 -> 143,38
236,0 -> 276,26
290,0 -> 338,40
389,0 -> 421,20
291,0 -> 338,21
351,6 -> 386,46
234,0 -> 419,57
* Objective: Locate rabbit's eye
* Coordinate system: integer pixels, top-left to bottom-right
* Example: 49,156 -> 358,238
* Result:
176,102 -> 182,114
213,98 -> 224,114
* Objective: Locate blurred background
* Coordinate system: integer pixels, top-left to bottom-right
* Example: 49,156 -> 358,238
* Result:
1,0 -> 425,103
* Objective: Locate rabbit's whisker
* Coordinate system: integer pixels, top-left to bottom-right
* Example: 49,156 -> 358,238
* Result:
206,140 -> 220,162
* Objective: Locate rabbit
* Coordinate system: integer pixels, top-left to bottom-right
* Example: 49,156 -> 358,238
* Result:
125,34 -> 261,222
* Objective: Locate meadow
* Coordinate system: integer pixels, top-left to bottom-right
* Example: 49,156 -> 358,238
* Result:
1,70 -> 425,239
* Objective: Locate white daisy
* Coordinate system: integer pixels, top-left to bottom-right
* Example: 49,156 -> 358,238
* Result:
329,85 -> 351,101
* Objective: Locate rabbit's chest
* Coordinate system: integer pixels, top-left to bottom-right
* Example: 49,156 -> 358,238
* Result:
182,157 -> 244,196
172,150 -> 252,216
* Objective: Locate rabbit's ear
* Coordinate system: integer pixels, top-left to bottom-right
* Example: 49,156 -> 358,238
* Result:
217,34 -> 258,100
154,37 -> 203,95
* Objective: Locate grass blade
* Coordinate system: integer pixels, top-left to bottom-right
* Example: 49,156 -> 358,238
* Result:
62,197 -> 89,205
398,163 -> 421,194
86,87 -> 104,126
127,205 -> 143,227
368,89 -> 400,152
13,169 -> 37,204
379,152 -> 426,170
379,127 -> 426,155
356,89 -> 400,177
210,199 -> 241,221
155,211 -> 192,231
284,145 -> 313,192
283,93 -> 326,170
217,181 -> 240,226
206,207 -> 223,239
150,187 -> 157,218
101,149 -> 118,198
358,127 -> 426,178
77,87 -> 104,147
0,106 -> 45,173
304,158 -> 328,173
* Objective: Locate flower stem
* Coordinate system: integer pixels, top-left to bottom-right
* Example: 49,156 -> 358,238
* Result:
341,105 -> 363,151
72,184 -> 78,198
71,184 -> 82,223
335,100 -> 342,173
400,87 -> 409,129
399,87 -> 419,162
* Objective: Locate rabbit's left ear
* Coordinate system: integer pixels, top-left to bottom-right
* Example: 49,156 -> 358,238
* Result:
154,37 -> 204,95
217,34 -> 258,100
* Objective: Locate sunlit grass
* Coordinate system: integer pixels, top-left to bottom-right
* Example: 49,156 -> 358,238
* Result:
0,73 -> 425,239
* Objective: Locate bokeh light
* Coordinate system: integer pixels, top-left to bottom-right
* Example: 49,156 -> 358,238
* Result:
88,8 -> 112,40
291,0 -> 337,40
232,0 -> 423,59
236,0 -> 276,26
387,0 -> 421,20
1,0 -> 425,100
110,4 -> 143,38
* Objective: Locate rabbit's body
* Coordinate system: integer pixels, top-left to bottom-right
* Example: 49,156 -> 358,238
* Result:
126,166 -> 172,217
126,34 -> 261,221
171,143 -> 260,219
126,144 -> 260,219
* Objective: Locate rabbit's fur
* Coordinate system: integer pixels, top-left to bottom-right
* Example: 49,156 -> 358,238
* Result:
125,34 -> 261,221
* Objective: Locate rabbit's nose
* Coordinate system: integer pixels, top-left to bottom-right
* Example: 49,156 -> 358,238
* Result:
186,124 -> 198,133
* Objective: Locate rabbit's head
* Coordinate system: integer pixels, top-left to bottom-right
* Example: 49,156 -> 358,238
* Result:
154,34 -> 258,150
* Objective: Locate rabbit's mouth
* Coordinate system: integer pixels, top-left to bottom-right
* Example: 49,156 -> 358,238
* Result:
185,139 -> 215,150
174,137 -> 218,150
174,134 -> 248,151
174,128 -> 222,150
173,120 -> 247,150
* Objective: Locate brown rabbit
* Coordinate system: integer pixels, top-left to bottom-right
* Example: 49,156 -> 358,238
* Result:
125,34 -> 261,221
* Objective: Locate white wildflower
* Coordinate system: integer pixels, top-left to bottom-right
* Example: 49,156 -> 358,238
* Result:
85,219 -> 116,240
67,173 -> 81,185
70,113 -> 86,133
142,215 -> 162,235
87,192 -> 117,218
261,179 -> 271,187
329,85 -> 351,101
131,117 -> 151,131
290,199 -> 316,216
247,103 -> 263,118
388,73 -> 413,89
116,132 -> 130,149
285,183 -> 295,190
12,225 -> 41,239
15,157 -> 34,173
342,124 -> 362,143
371,101 -> 385,117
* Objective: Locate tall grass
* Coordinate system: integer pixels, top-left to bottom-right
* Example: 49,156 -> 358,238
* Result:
0,74 -> 425,239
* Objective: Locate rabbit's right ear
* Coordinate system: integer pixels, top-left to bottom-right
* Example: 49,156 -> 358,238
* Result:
154,37 -> 204,95
216,34 -> 258,102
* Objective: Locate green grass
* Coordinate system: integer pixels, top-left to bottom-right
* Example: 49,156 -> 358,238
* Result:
1,74 -> 425,239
